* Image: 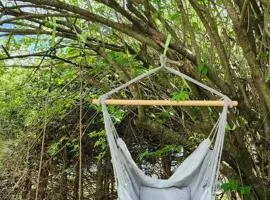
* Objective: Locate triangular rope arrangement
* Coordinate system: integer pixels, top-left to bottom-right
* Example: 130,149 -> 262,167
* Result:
95,55 -> 234,200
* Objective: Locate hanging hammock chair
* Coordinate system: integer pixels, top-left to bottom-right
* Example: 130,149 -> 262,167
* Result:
95,56 -> 234,200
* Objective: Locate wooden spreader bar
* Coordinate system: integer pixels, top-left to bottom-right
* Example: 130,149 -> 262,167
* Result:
92,99 -> 238,107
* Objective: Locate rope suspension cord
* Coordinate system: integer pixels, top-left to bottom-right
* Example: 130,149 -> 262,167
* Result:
93,55 -> 238,107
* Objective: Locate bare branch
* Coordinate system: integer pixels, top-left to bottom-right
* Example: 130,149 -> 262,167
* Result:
0,51 -> 77,66
1,45 -> 10,57
240,0 -> 250,25
0,27 -> 52,35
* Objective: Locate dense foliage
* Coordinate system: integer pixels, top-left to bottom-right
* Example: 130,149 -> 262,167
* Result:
0,0 -> 269,199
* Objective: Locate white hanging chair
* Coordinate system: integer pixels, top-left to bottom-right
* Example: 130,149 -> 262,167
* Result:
96,56 -> 233,200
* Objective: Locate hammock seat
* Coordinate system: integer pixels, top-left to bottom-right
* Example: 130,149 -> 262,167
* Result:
97,56 -> 231,200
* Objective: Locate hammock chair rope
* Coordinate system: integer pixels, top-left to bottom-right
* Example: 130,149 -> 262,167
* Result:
96,55 -> 234,200
97,55 -> 233,106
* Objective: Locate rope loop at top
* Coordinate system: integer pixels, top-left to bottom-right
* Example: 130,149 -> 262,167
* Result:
96,55 -> 233,107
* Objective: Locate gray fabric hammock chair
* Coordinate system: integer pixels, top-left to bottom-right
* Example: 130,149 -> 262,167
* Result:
97,56 -> 232,200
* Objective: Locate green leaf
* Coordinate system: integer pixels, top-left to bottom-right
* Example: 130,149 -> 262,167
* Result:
170,13 -> 180,21
96,151 -> 106,162
70,144 -> 79,154
48,142 -> 59,156
137,150 -> 150,162
137,144 -> 183,162
221,180 -> 251,195
259,52 -> 268,60
225,122 -> 237,131
239,186 -> 251,195
266,72 -> 270,82
108,107 -> 127,123
221,180 -> 239,191
197,63 -> 209,76
48,136 -> 67,156
88,130 -> 105,138
172,90 -> 189,101
94,138 -> 106,148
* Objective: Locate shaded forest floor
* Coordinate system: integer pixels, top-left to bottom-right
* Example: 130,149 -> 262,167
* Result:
0,139 -> 13,168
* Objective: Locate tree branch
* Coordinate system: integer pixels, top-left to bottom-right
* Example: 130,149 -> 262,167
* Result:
0,51 -> 77,66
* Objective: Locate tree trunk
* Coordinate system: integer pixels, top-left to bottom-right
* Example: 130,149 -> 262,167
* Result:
60,149 -> 68,200
73,163 -> 79,200
22,156 -> 32,200
95,161 -> 105,200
